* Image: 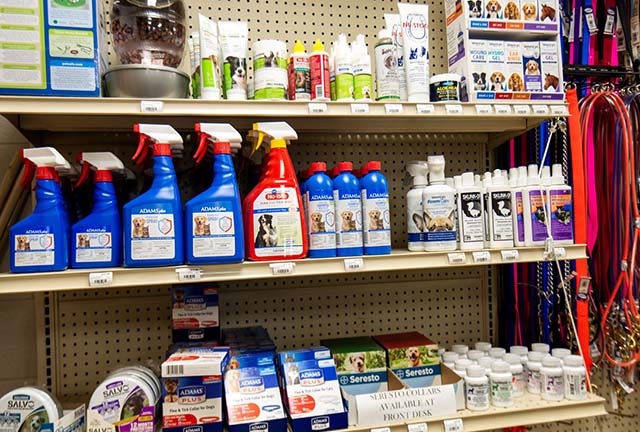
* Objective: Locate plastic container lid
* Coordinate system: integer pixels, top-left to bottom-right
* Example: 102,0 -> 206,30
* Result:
461,172 -> 475,186
293,40 -> 306,53
367,161 -> 381,171
467,349 -> 484,361
528,351 -> 546,362
454,358 -> 473,370
442,351 -> 459,363
503,353 -> 521,365
213,142 -> 231,154
452,344 -> 469,355
489,347 -> 506,359
551,348 -> 572,359
429,73 -> 461,84
313,39 -> 326,52
311,162 -> 327,172
378,28 -> 392,40
466,364 -> 486,377
542,356 -> 562,368
337,161 -> 353,172
510,345 -> 528,356
478,356 -> 495,368
475,341 -> 492,352
531,342 -> 550,353
563,355 -> 585,367
491,360 -> 510,373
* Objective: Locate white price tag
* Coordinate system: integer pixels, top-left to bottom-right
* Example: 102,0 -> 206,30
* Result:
514,104 -> 531,115
351,103 -> 369,114
501,250 -> 520,262
604,9 -> 616,35
443,419 -> 463,432
445,104 -> 463,114
371,428 -> 391,432
472,251 -> 491,263
270,262 -> 295,275
551,105 -> 568,116
553,247 -> 567,259
475,104 -> 493,114
308,102 -> 328,113
584,8 -> 598,34
416,104 -> 435,114
447,252 -> 466,264
385,103 -> 403,114
89,271 -> 113,287
407,423 -> 428,432
344,258 -> 365,272
140,101 -> 164,113
176,268 -> 202,281
533,105 -> 550,114
495,104 -> 512,114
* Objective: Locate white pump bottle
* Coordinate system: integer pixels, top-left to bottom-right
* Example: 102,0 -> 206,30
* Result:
406,161 -> 428,251
423,156 -> 457,251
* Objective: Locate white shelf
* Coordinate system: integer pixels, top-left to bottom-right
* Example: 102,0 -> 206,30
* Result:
0,97 -> 566,135
0,245 -> 586,293
343,393 -> 606,432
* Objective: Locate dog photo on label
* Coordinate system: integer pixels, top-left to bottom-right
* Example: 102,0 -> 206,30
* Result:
347,352 -> 367,373
163,378 -> 179,402
406,347 -> 423,367
508,73 -> 525,91
24,412 -> 47,432
194,215 -> 211,236
255,214 -> 278,247
522,2 -> 537,20
132,217 -> 150,238
489,71 -> 506,91
525,59 -> 541,75
485,0 -> 502,18
424,209 -> 455,232
368,209 -> 385,230
16,235 -> 30,251
504,1 -> 521,19
263,51 -> 277,67
226,56 -> 246,89
472,72 -> 487,91
76,234 -> 90,248
467,0 -> 483,17
310,212 -> 326,233
341,211 -> 357,231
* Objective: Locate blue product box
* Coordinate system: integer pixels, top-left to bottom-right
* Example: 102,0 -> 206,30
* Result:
172,284 -> 220,343
0,0 -> 106,96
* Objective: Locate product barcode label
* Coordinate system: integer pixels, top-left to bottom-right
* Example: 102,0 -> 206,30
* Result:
495,105 -> 512,114
501,250 -> 520,262
445,104 -> 463,114
553,247 -> 567,259
472,251 -> 491,263
514,104 -> 531,115
89,271 -> 113,287
407,423 -> 428,432
351,103 -> 369,114
416,104 -> 435,114
533,105 -> 549,114
344,258 -> 365,272
308,102 -> 328,114
140,101 -> 164,113
385,103 -> 403,114
443,419 -> 463,432
447,252 -> 466,264
176,267 -> 202,281
551,105 -> 568,116
475,104 -> 493,114
270,262 -> 295,275
165,365 -> 185,376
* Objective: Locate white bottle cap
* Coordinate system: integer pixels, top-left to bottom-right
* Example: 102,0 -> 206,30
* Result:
483,172 -> 493,187
475,341 -> 492,352
541,165 -> 552,186
492,169 -> 506,186
455,358 -> 473,371
503,353 -> 521,365
527,164 -> 540,185
517,166 -> 527,187
427,155 -> 446,183
563,355 -> 585,367
406,161 -> 429,186
461,172 -> 475,186
531,342 -> 550,353
454,175 -> 462,188
491,360 -> 510,373
542,356 -> 562,368
452,344 -> 469,355
445,177 -> 454,188
528,351 -> 546,362
467,349 -> 484,361
442,351 -> 459,363
551,163 -> 565,185
474,174 -> 482,187
510,345 -> 528,356
466,364 -> 486,377
551,348 -> 571,359
509,167 -> 518,185
378,28 -> 392,39
489,347 -> 506,359
478,356 -> 495,368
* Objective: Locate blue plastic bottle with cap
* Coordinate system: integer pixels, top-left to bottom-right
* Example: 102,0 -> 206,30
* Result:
361,161 -> 391,255
185,126 -> 244,264
306,162 -> 337,258
123,124 -> 184,267
334,161 -> 363,256
10,148 -> 70,273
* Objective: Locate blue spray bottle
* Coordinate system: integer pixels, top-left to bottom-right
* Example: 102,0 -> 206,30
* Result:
361,161 -> 391,255
306,162 -> 337,258
71,152 -> 124,268
185,123 -> 244,264
123,124 -> 184,267
10,147 -> 71,273
334,161 -> 363,256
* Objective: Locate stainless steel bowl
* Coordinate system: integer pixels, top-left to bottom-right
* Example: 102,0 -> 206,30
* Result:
103,64 -> 190,98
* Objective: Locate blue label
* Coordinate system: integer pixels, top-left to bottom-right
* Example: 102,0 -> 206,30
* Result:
338,192 -> 361,200
408,233 -> 424,242
425,231 -> 456,241
178,386 -> 206,398
470,20 -> 489,28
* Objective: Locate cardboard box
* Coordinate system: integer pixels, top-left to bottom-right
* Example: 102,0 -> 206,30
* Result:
468,39 -> 488,93
505,42 -> 525,92
172,284 -> 219,343
486,40 -> 506,92
540,41 -> 561,92
373,332 -> 441,389
0,0 -> 106,96
522,42 -> 542,92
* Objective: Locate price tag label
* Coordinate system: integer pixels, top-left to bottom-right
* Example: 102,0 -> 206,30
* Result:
533,105 -> 550,115
351,103 -> 369,114
551,105 -> 568,116
472,251 -> 491,263
371,428 -> 391,432
604,8 -> 616,35
385,103 -> 403,114
514,104 -> 531,115
553,247 -> 567,259
270,262 -> 295,275
416,104 -> 435,114
584,7 -> 598,34
176,268 -> 202,281
475,104 -> 493,114
308,102 -> 328,114
89,271 -> 113,287
344,258 -> 365,272
501,250 -> 520,262
447,252 -> 466,264
495,104 -> 512,114
407,423 -> 428,432
445,104 -> 463,114
140,101 -> 164,113
443,419 -> 463,432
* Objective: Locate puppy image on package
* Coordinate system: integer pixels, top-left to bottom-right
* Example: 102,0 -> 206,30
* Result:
522,42 -> 542,91
77,234 -> 90,248
368,209 -> 385,230
163,378 -> 179,402
485,0 -> 502,18
522,2 -> 537,20
193,215 -> 211,236
424,209 -> 455,232
132,217 -> 149,238
255,214 -> 277,248
15,235 -> 30,251
504,1 -> 521,19
310,212 -> 326,233
226,56 -> 246,89
467,0 -> 483,17
472,72 -> 487,91
489,71 -> 506,91
341,211 -> 357,231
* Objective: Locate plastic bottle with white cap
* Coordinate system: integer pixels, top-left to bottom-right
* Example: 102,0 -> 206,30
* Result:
531,342 -> 550,353
541,356 -> 564,401
489,347 -> 506,359
563,355 -> 587,400
523,164 -> 548,246
547,163 -> 574,245
475,341 -> 492,355
487,169 -> 514,248
526,351 -> 546,394
551,347 -> 572,363
478,356 -> 495,376
504,353 -> 525,397
423,156 -> 457,251
442,351 -> 460,370
482,172 -> 492,247
512,166 -> 527,246
454,359 -> 473,378
406,161 -> 428,251
467,349 -> 484,363
465,365 -> 490,411
452,344 -> 469,359
457,172 -> 485,250
490,361 -> 514,407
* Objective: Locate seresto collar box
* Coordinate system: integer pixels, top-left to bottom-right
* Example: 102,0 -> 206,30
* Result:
161,347 -> 230,432
373,332 -> 441,388
172,284 -> 219,343
0,0 -> 106,96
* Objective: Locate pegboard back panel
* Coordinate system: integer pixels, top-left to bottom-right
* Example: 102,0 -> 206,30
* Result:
50,267 -> 489,401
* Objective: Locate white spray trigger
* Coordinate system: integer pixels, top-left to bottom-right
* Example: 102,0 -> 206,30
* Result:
137,124 -> 184,151
406,160 -> 429,187
253,122 -> 298,142
198,123 -> 242,150
81,152 -> 125,171
22,147 -> 68,168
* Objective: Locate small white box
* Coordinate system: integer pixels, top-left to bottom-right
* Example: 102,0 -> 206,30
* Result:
540,41 -> 561,92
522,42 -> 542,92
505,42 -> 525,92
468,39 -> 488,92
486,40 -> 506,92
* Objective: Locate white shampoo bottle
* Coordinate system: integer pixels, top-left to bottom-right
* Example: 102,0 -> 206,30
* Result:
406,161 -> 429,251
423,155 -> 457,251
487,169 -> 514,248
458,172 -> 485,250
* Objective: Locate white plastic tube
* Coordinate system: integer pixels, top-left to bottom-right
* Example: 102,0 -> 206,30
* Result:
398,2 -> 430,102
198,14 -> 221,100
218,21 -> 248,100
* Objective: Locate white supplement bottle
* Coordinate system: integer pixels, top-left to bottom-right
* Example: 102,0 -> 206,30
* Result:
454,359 -> 473,378
526,351 -> 545,394
478,356 -> 495,376
475,341 -> 492,355
512,166 -> 527,246
522,164 -> 548,246
541,356 -> 564,401
551,347 -> 571,363
423,155 -> 457,251
510,345 -> 529,375
374,29 -> 401,101
547,163 -> 574,245
467,349 -> 484,363
442,351 -> 459,370
489,347 -> 506,359
452,344 -> 469,359
563,355 -> 587,400
465,365 -> 490,411
531,342 -> 550,353
486,169 -> 514,248
504,353 -> 525,397
457,172 -> 485,250
490,361 -> 514,407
